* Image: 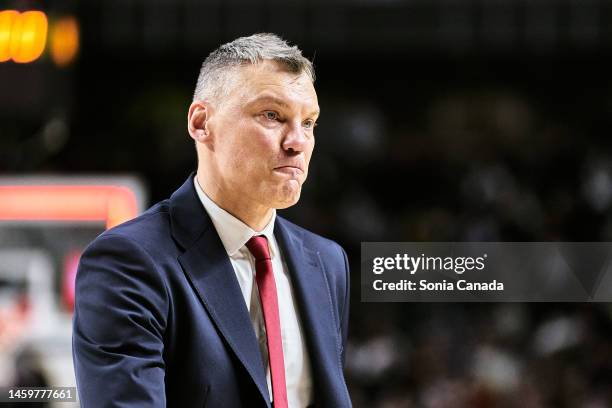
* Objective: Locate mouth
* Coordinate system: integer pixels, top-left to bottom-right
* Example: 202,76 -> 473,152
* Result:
273,166 -> 304,176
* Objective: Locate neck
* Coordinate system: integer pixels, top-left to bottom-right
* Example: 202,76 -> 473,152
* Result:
196,173 -> 274,231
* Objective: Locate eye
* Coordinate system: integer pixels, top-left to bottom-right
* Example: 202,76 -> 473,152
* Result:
263,111 -> 279,121
303,119 -> 317,129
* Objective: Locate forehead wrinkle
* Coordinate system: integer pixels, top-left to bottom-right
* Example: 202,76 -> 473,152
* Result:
246,93 -> 290,108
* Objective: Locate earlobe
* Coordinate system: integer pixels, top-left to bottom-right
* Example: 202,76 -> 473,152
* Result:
192,128 -> 207,142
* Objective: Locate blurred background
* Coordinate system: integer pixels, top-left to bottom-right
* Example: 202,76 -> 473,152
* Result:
2,0 -> 612,406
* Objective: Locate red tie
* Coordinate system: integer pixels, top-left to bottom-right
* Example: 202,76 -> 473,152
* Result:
246,235 -> 288,408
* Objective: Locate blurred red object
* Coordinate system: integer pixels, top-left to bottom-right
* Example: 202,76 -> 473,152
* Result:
62,250 -> 80,312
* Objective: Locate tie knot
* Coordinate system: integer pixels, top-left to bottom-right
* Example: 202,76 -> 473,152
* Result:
246,235 -> 271,261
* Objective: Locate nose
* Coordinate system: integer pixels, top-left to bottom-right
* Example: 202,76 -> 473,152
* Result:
281,121 -> 309,155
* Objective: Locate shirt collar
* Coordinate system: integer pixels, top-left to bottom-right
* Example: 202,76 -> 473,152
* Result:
194,176 -> 276,257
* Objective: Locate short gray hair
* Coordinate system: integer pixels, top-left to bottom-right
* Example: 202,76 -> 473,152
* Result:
193,33 -> 315,103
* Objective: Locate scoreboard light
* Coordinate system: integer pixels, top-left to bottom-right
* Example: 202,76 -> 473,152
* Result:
0,10 -> 48,63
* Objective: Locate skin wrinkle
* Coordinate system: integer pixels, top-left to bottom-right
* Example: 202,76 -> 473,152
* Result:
188,60 -> 319,231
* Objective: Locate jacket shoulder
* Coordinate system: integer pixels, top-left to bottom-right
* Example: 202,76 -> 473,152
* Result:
86,199 -> 175,256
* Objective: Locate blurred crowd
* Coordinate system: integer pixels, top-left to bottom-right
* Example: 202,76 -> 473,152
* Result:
345,302 -> 612,407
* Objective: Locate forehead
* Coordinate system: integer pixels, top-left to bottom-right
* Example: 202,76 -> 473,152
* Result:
230,60 -> 318,109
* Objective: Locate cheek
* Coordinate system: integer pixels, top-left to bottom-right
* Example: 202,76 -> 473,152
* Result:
226,128 -> 275,172
217,120 -> 257,160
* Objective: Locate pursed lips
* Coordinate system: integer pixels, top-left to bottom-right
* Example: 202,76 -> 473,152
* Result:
273,165 -> 305,176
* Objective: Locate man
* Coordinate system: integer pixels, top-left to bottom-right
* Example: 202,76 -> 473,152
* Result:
72,33 -> 351,407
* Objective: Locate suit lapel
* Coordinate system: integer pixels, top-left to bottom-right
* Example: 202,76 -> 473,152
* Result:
170,175 -> 270,405
275,219 -> 343,405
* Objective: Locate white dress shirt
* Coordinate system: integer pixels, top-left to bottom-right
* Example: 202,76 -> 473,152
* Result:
194,177 -> 313,407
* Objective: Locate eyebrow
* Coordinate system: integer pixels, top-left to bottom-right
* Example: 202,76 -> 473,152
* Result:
248,94 -> 320,118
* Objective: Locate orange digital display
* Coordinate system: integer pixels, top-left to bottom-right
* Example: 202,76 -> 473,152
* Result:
0,10 -> 48,63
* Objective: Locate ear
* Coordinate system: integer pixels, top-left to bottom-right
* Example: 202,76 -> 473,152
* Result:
187,100 -> 213,143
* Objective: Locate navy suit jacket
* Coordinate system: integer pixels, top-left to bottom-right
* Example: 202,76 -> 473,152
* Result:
72,174 -> 352,407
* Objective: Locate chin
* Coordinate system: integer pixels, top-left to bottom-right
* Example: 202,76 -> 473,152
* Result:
272,191 -> 301,209
268,181 -> 300,205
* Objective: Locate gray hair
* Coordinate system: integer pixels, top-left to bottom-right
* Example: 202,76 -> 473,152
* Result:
193,33 -> 315,103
